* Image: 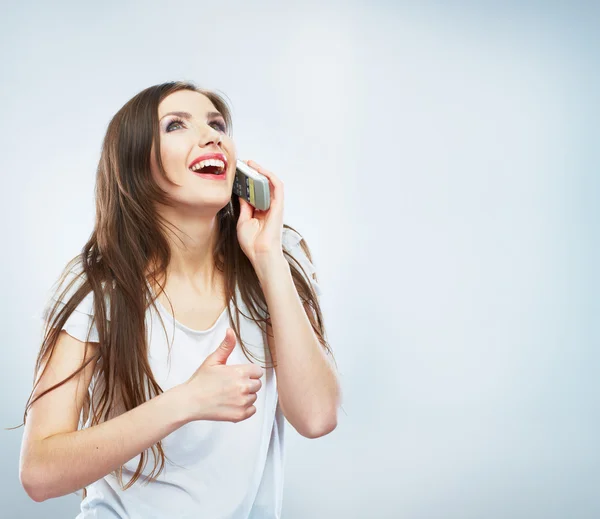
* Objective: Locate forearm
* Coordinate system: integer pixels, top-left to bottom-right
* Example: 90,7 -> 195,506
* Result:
21,385 -> 189,502
257,255 -> 340,437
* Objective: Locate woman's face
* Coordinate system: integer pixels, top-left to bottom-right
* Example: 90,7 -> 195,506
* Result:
151,89 -> 236,212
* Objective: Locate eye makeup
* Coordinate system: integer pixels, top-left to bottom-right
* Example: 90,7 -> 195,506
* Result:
160,112 -> 227,134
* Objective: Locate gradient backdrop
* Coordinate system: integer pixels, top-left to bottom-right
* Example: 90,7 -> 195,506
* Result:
1,1 -> 598,518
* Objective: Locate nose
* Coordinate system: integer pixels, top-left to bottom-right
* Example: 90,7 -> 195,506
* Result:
198,125 -> 222,148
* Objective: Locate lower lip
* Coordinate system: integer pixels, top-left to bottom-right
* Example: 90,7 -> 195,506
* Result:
191,171 -> 227,181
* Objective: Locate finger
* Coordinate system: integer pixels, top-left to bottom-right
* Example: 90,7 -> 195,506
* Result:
208,328 -> 236,365
248,378 -> 262,393
237,196 -> 254,222
246,160 -> 283,208
248,365 -> 265,379
243,378 -> 262,394
247,160 -> 281,189
237,364 -> 265,379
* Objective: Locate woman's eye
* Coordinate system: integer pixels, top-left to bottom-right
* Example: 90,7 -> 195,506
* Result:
210,120 -> 227,132
165,118 -> 225,133
166,119 -> 185,132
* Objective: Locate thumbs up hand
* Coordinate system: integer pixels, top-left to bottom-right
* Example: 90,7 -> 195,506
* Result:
179,328 -> 265,423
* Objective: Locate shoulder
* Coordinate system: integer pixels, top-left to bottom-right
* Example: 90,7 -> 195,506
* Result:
281,226 -> 322,297
282,226 -> 313,259
45,256 -> 111,323
282,226 -> 304,249
43,257 -> 114,344
49,257 -> 91,308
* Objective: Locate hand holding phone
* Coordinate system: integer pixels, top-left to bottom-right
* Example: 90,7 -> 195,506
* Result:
233,160 -> 271,211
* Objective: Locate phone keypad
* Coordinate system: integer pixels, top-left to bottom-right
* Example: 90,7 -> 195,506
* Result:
234,174 -> 251,199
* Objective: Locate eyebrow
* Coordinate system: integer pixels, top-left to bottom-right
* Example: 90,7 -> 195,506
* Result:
159,110 -> 224,121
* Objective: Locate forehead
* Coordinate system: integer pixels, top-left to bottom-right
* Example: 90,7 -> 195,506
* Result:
158,90 -> 218,119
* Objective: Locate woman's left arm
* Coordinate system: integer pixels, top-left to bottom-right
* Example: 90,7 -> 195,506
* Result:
256,254 -> 340,439
236,160 -> 341,439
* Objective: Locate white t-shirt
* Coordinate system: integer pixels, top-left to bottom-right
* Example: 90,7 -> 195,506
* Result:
44,228 -> 322,519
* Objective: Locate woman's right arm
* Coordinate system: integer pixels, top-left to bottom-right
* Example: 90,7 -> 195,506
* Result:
19,330 -> 190,502
19,328 -> 264,502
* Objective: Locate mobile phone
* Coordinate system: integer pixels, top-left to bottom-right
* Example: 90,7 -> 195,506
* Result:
233,160 -> 271,211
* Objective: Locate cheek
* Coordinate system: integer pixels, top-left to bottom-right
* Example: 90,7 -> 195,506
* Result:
223,139 -> 237,166
225,136 -> 236,155
159,141 -> 191,182
149,149 -> 167,187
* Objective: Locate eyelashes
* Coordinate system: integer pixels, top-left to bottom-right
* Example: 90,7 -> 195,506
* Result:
165,117 -> 185,132
211,120 -> 227,133
165,117 -> 227,133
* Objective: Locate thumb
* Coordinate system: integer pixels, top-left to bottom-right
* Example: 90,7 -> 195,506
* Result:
237,196 -> 254,225
206,328 -> 237,365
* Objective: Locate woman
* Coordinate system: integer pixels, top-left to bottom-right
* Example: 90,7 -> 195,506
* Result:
19,81 -> 340,518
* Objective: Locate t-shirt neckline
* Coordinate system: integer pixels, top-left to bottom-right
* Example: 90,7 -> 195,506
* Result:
147,281 -> 231,335
153,297 -> 230,335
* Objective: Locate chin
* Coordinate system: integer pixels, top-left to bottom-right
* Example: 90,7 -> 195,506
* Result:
175,194 -> 232,213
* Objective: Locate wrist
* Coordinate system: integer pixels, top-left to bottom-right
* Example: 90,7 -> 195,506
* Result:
164,384 -> 193,427
254,253 -> 289,283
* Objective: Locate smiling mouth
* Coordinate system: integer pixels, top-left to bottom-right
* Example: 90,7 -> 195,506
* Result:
189,158 -> 226,176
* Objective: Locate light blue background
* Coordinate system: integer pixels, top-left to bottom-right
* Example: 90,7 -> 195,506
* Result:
1,1 -> 598,517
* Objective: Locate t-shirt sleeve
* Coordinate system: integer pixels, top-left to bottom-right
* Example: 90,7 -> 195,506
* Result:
42,262 -> 102,344
281,227 -> 323,297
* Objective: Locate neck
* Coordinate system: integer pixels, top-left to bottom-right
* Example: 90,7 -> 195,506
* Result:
156,204 -> 223,291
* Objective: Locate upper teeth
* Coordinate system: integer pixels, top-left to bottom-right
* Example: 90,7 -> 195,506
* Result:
190,158 -> 225,172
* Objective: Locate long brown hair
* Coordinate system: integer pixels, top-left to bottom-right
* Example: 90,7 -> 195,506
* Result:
19,81 -> 335,491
